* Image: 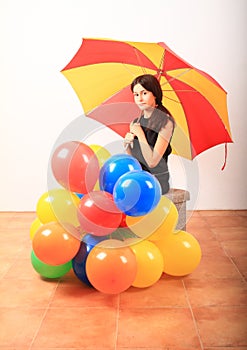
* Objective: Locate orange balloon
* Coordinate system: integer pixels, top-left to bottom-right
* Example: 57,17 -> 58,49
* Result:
126,196 -> 178,241
155,230 -> 202,276
32,222 -> 80,265
86,239 -> 137,294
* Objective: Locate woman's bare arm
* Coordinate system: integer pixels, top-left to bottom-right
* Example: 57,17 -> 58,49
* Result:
130,120 -> 173,168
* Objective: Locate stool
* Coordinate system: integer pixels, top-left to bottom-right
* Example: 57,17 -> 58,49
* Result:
166,188 -> 190,231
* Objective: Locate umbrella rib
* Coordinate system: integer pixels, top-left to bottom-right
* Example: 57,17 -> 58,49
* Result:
157,51 -> 165,81
121,62 -> 145,77
160,68 -> 193,87
133,47 -> 148,74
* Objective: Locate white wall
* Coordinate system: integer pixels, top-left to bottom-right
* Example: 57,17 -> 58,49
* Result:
0,0 -> 246,211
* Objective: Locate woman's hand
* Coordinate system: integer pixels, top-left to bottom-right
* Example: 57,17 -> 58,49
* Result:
130,123 -> 144,139
124,132 -> 135,149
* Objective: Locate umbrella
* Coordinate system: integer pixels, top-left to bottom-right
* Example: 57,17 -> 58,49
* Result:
61,38 -> 233,164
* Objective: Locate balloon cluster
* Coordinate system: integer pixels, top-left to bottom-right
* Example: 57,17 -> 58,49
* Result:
30,141 -> 202,294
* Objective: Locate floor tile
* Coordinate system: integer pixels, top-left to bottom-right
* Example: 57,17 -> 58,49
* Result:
120,276 -> 188,308
117,348 -> 202,350
184,279 -> 247,307
0,278 -> 58,307
117,308 -> 201,348
1,210 -> 247,349
185,255 -> 242,280
193,306 -> 247,347
235,210 -> 247,216
0,258 -> 13,279
51,276 -> 119,308
186,217 -> 209,231
221,240 -> 247,257
232,256 -> 247,280
203,215 -> 247,228
211,226 -> 247,241
31,307 -> 117,348
204,347 -> 247,350
3,257 -> 40,280
189,227 -> 217,243
198,239 -> 227,257
0,307 -> 45,348
205,347 -> 247,350
0,240 -> 24,259
198,210 -> 242,217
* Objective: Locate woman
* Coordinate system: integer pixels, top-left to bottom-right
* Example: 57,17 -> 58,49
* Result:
124,74 -> 175,194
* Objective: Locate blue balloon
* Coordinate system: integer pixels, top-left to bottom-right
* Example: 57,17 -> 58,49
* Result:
113,170 -> 161,216
99,154 -> 142,194
83,233 -> 109,247
75,193 -> 84,199
72,241 -> 91,286
72,234 -> 108,286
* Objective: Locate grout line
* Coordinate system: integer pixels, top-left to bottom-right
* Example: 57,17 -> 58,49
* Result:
182,279 -> 204,350
219,241 -> 247,283
28,279 -> 60,350
114,293 -> 120,350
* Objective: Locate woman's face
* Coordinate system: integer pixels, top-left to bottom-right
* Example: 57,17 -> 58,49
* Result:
133,83 -> 156,113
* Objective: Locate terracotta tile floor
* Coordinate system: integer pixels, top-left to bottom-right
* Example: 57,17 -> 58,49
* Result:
0,210 -> 247,349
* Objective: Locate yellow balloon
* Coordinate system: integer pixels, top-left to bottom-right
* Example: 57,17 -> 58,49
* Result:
36,188 -> 80,227
126,196 -> 178,241
129,240 -> 164,288
89,144 -> 111,168
93,180 -> 100,191
155,230 -> 202,276
30,217 -> 43,240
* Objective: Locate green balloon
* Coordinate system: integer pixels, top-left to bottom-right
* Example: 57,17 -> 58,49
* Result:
31,250 -> 72,278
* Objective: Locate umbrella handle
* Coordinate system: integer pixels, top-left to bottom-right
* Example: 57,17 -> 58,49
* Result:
124,132 -> 135,150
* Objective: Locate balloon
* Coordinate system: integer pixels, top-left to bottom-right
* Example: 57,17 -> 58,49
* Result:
155,230 -> 202,276
31,250 -> 72,279
89,144 -> 111,168
77,191 -> 122,236
126,196 -> 178,241
36,188 -> 81,228
86,239 -> 137,294
51,141 -> 100,194
99,154 -> 142,194
30,217 -> 43,240
32,222 -> 80,265
110,227 -> 138,241
129,240 -> 164,288
119,213 -> 128,227
72,234 -> 108,286
83,233 -> 110,247
72,241 -> 92,286
89,144 -> 111,191
113,170 -> 161,216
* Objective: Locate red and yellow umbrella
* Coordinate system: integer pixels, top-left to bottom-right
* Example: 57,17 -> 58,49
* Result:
61,38 -> 232,162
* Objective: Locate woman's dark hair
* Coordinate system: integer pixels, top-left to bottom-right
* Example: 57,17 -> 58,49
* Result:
131,74 -> 175,132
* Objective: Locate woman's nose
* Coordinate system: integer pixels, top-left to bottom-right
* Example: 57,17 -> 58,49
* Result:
138,93 -> 143,101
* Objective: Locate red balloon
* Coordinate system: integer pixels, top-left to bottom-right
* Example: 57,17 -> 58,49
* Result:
119,213 -> 128,227
78,191 -> 122,236
32,222 -> 80,265
86,239 -> 137,294
51,141 -> 100,194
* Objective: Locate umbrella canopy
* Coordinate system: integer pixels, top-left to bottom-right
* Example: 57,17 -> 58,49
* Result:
61,38 -> 232,161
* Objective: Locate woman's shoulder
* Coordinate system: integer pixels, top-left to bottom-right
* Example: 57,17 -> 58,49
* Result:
131,116 -> 142,125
